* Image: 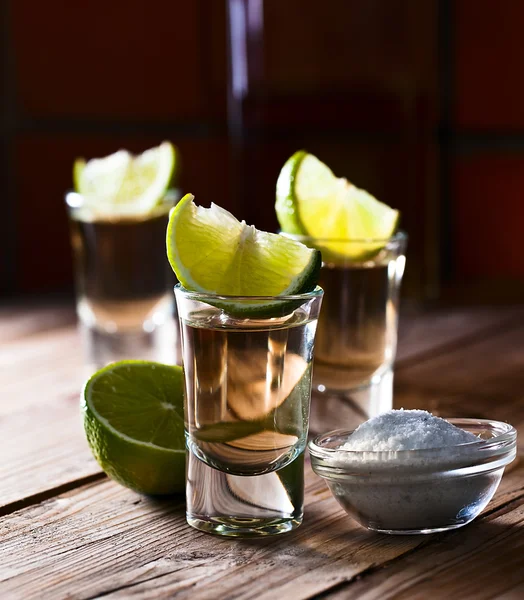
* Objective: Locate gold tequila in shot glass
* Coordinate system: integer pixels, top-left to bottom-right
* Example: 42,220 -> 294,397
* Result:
176,287 -> 323,537
66,143 -> 182,368
305,234 -> 406,429
276,151 -> 406,430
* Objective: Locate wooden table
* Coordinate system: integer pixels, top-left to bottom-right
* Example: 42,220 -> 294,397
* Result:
1,301 -> 524,599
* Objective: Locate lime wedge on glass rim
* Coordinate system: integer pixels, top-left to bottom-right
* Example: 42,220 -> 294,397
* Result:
276,150 -> 399,261
74,141 -> 177,217
82,360 -> 185,495
166,194 -> 321,317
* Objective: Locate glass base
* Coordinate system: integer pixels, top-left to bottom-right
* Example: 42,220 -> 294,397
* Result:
309,368 -> 393,435
80,319 -> 181,370
186,449 -> 304,538
368,521 -> 469,535
187,515 -> 302,538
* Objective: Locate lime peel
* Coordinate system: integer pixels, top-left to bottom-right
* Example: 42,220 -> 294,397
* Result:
276,151 -> 399,261
74,141 -> 177,218
82,360 -> 185,495
167,194 -> 321,316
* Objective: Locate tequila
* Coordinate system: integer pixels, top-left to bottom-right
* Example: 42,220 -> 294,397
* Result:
67,195 -> 180,367
314,260 -> 399,392
295,234 -> 406,434
183,311 -> 314,474
70,204 -> 174,331
176,288 -> 322,536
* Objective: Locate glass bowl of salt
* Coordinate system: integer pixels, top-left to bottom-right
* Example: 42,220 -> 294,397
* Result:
308,410 -> 517,534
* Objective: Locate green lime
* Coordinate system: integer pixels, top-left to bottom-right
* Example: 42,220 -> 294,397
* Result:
276,151 -> 399,260
166,194 -> 321,315
81,360 -> 185,495
74,141 -> 177,217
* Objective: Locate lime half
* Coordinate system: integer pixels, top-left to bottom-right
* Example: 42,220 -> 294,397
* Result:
74,141 -> 177,217
276,151 -> 399,260
166,194 -> 321,315
82,360 -> 185,495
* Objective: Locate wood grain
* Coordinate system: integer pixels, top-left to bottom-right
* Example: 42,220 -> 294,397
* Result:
326,487 -> 524,599
0,469 -> 424,600
1,458 -> 523,600
0,317 -> 97,510
0,325 -> 87,415
0,301 -> 75,343
2,304 -> 518,510
0,397 -> 100,511
396,305 -> 524,365
1,303 -> 524,599
396,321 -> 524,399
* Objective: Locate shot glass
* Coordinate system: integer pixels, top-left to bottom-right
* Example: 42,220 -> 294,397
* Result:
66,191 -> 182,369
289,233 -> 407,432
175,285 -> 323,537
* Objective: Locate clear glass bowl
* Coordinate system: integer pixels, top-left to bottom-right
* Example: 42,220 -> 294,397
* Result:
308,418 -> 517,534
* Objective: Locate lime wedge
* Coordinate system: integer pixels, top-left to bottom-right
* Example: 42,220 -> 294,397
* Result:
82,360 -> 185,495
74,141 -> 177,217
166,194 -> 321,315
276,151 -> 399,260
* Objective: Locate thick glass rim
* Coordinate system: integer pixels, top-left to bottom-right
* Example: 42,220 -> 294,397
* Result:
308,418 -> 517,460
282,230 -> 407,245
174,283 -> 324,302
65,187 -> 181,208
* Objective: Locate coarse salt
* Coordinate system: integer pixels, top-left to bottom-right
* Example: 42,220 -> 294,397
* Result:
341,409 -> 478,452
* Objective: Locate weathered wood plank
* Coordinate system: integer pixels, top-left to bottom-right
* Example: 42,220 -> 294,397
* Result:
0,323 -> 98,510
1,460 -> 523,600
396,305 -> 524,365
0,326 -> 88,416
497,582 -> 524,600
0,398 -> 100,511
397,319 -> 524,393
311,372 -> 524,445
325,489 -> 524,599
0,469 -> 424,600
1,305 -> 523,514
104,458 -> 524,600
1,304 -> 524,599
307,306 -> 524,436
0,301 -> 75,344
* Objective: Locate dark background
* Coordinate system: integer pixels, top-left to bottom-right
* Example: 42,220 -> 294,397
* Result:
1,0 -> 523,302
